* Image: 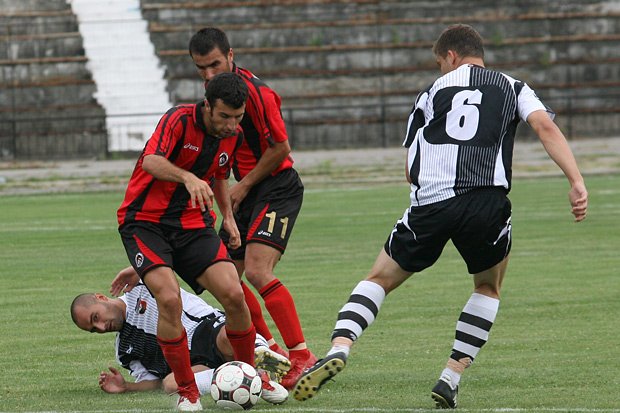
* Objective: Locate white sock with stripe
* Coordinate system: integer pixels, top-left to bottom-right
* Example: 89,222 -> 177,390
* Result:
444,292 -> 500,387
331,280 -> 386,343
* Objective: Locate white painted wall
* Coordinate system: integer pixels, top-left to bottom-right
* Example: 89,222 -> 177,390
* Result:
69,0 -> 172,151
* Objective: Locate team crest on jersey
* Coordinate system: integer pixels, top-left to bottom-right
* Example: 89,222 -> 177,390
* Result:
135,252 -> 144,268
218,152 -> 229,167
135,297 -> 147,314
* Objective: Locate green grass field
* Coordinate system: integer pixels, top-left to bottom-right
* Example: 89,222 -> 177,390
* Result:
1,174 -> 619,412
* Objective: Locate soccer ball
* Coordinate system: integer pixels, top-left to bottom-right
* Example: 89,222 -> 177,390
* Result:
210,361 -> 262,410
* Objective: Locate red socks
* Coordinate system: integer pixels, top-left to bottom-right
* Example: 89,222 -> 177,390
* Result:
226,324 -> 256,366
157,330 -> 199,400
260,278 -> 305,349
241,281 -> 274,342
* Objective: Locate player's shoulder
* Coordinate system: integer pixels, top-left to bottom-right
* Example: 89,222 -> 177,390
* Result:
165,103 -> 195,114
235,65 -> 273,91
160,103 -> 195,124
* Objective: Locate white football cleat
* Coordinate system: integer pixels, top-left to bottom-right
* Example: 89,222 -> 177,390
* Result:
176,395 -> 203,411
258,370 -> 288,404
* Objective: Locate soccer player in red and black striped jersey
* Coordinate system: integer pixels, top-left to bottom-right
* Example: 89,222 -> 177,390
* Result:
115,72 -> 257,411
188,27 -> 316,389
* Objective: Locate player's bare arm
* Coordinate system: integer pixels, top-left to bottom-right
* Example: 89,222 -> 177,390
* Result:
213,178 -> 241,249
405,150 -> 412,184
142,154 -> 214,212
230,139 -> 291,211
99,366 -> 162,393
527,110 -> 588,221
110,266 -> 140,296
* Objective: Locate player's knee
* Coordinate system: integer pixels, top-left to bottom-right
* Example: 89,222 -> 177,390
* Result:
243,268 -> 273,289
162,374 -> 177,394
155,291 -> 183,316
366,270 -> 406,294
220,283 -> 246,311
474,282 -> 501,298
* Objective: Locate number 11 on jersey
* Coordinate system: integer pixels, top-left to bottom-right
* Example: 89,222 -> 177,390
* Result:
265,211 -> 289,239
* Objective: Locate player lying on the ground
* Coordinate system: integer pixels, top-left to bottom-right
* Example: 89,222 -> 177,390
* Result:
71,281 -> 290,405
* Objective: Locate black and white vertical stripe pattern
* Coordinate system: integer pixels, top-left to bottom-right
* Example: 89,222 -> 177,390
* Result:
331,281 -> 386,342
116,284 -> 222,381
404,64 -> 546,206
450,293 -> 499,362
454,67 -> 516,195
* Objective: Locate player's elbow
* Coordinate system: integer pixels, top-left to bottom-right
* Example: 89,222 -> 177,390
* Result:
270,140 -> 291,162
277,140 -> 291,156
141,154 -> 158,175
528,111 -> 562,141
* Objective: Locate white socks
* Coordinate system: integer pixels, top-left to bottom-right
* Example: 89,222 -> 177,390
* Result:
327,345 -> 351,359
195,369 -> 215,395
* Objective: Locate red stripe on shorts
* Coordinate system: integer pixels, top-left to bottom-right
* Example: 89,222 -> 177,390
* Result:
247,203 -> 269,240
133,234 -> 166,266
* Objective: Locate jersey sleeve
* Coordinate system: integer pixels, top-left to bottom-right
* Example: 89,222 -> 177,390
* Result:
144,108 -> 183,157
180,287 -> 218,317
517,83 -> 554,122
403,91 -> 428,148
127,360 -> 159,382
260,88 -> 289,144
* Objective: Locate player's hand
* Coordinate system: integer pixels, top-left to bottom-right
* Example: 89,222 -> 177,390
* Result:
183,174 -> 214,212
99,367 -> 127,394
229,182 -> 250,213
110,266 -> 140,296
222,219 -> 241,250
569,181 -> 588,222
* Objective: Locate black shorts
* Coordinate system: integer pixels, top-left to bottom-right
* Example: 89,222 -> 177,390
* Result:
119,221 -> 233,294
220,168 -> 304,259
189,312 -> 228,369
384,187 -> 512,274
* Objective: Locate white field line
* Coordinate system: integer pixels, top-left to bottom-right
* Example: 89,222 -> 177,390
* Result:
4,408 -> 619,413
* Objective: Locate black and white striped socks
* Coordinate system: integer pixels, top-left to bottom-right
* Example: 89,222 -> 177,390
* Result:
441,292 -> 500,388
331,280 -> 386,343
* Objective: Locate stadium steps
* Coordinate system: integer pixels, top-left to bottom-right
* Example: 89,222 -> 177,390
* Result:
140,0 -> 620,147
0,0 -> 107,160
70,0 -> 172,151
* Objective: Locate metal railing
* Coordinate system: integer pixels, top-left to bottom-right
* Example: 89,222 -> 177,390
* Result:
1,91 -> 618,160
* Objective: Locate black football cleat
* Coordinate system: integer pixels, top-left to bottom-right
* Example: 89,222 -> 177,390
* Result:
292,352 -> 347,401
431,377 -> 458,409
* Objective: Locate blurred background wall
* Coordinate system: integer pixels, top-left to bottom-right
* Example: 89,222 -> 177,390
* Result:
1,0 -> 619,160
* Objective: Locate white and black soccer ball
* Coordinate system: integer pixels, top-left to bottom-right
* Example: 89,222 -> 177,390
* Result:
210,361 -> 262,410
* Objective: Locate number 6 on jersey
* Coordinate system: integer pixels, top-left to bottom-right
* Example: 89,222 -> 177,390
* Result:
446,89 -> 482,141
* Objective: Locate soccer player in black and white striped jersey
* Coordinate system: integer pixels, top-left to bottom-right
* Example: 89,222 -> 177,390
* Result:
71,282 -> 291,405
294,24 -> 588,408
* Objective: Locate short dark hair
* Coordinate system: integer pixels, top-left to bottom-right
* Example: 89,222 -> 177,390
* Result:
189,27 -> 230,57
432,24 -> 484,59
70,293 -> 96,326
205,72 -> 248,109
